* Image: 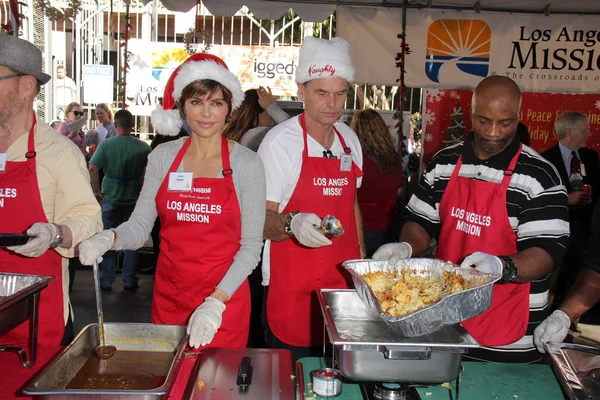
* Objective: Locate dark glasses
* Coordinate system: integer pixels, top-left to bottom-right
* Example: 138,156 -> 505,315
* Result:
72,111 -> 85,116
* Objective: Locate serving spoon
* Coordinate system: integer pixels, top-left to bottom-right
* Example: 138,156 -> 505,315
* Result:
92,260 -> 117,360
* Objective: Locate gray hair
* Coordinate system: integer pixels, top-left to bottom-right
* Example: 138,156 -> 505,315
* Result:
555,111 -> 588,140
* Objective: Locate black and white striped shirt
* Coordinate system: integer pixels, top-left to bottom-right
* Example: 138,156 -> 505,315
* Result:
407,133 -> 570,363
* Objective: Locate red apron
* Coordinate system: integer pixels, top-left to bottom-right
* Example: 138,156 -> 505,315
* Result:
153,136 -> 250,349
0,116 -> 65,347
437,147 -> 529,347
267,114 -> 362,347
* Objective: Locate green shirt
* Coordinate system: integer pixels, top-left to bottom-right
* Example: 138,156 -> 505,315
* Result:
90,135 -> 151,207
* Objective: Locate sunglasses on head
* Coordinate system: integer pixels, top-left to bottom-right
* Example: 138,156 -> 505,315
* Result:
72,111 -> 85,116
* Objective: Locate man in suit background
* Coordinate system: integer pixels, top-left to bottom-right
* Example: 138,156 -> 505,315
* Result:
542,111 -> 600,311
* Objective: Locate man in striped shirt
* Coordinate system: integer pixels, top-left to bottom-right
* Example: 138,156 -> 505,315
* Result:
374,76 -> 569,363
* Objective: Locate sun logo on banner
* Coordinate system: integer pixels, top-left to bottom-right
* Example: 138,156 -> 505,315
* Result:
151,48 -> 189,81
425,19 -> 491,83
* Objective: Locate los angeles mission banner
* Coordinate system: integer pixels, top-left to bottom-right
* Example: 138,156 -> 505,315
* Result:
338,7 -> 600,93
126,40 -> 299,116
422,89 -> 600,164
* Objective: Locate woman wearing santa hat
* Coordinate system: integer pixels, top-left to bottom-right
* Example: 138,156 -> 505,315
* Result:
78,54 -> 266,349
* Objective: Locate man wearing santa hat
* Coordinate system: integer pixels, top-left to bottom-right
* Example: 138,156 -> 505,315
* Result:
258,36 -> 365,359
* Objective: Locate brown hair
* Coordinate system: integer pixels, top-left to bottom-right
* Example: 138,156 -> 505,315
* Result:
95,103 -> 113,121
351,109 -> 401,175
64,102 -> 83,117
177,80 -> 233,121
223,89 -> 263,142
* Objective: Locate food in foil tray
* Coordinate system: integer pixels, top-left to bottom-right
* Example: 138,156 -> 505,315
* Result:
361,268 -> 467,317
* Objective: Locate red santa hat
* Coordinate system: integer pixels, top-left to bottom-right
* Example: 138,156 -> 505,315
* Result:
151,53 -> 244,136
295,36 -> 355,84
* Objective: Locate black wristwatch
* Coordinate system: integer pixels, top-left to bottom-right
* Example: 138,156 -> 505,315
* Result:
498,255 -> 518,283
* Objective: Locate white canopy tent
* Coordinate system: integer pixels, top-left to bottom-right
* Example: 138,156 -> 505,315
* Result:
144,0 -> 600,21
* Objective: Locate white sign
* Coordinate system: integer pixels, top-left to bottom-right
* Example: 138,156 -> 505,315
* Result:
126,39 -> 300,116
338,7 -> 600,93
82,64 -> 114,104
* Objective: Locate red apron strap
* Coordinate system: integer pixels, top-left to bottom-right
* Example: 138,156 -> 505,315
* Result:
167,138 -> 191,174
25,114 -> 37,167
496,145 -> 522,196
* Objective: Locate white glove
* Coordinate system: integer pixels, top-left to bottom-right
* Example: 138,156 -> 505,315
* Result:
460,251 -> 503,274
290,213 -> 332,248
187,297 -> 226,348
8,223 -> 57,257
372,242 -> 413,266
533,310 -> 571,353
79,230 -> 115,265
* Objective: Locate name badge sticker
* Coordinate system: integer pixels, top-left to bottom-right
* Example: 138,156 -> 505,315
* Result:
168,172 -> 193,192
0,153 -> 6,173
340,153 -> 352,172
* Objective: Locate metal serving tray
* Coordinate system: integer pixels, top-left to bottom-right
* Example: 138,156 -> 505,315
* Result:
183,348 -> 296,399
344,258 -> 501,337
0,272 -> 56,367
23,323 -> 187,399
546,342 -> 600,400
319,289 -> 479,383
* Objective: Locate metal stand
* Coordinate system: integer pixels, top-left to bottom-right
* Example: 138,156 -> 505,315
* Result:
0,291 -> 41,368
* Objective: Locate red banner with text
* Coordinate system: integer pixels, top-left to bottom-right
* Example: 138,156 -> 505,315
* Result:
423,89 -> 600,164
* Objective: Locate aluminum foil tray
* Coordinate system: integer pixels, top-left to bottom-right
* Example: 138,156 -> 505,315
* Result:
343,258 -> 501,337
0,272 -> 55,305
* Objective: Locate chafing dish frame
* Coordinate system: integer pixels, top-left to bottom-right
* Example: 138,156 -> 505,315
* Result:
0,272 -> 56,368
545,341 -> 600,400
319,289 -> 479,383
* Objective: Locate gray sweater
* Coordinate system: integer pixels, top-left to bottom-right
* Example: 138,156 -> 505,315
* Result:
113,138 -> 266,297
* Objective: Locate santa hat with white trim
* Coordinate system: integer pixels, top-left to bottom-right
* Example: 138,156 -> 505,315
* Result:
151,53 -> 244,136
295,36 -> 355,84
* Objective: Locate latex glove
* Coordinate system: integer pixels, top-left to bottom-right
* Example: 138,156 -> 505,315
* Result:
187,297 -> 226,348
372,242 -> 413,266
533,310 -> 571,353
290,213 -> 332,248
460,251 -> 503,274
8,223 -> 57,257
79,230 -> 115,265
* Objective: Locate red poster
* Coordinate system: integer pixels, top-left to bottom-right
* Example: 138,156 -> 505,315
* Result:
423,89 -> 600,165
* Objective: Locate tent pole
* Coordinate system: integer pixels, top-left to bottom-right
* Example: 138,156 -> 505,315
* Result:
400,0 -> 408,202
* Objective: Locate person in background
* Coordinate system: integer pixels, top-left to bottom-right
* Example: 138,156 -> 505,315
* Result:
516,122 -> 531,146
373,76 -> 569,363
88,109 -> 151,291
223,86 -> 290,347
85,129 -> 99,156
95,103 -> 115,142
258,37 -> 364,360
79,54 -> 265,358
534,199 -> 600,352
224,86 -> 290,151
351,109 -> 403,257
542,112 -> 600,310
54,64 -> 77,120
56,101 -> 88,160
0,35 -> 101,395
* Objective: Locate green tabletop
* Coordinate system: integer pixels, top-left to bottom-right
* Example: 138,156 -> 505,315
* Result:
298,358 -> 566,400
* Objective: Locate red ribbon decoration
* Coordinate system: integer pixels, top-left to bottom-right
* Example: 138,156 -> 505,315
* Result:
8,0 -> 19,34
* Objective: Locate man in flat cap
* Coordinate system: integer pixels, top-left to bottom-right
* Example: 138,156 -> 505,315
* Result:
0,35 -> 101,393
258,36 -> 364,360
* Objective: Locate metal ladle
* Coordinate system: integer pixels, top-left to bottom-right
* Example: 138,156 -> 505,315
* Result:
321,215 -> 345,238
92,260 -> 116,360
